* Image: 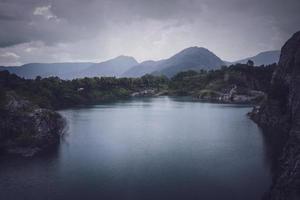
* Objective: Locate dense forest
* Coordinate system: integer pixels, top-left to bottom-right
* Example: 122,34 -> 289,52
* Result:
0,62 -> 276,110
0,71 -> 168,109
169,63 -> 275,98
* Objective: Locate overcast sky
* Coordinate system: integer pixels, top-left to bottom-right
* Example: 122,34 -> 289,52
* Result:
0,0 -> 299,66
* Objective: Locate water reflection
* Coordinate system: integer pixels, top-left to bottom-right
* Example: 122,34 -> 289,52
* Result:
260,127 -> 288,175
0,97 -> 272,200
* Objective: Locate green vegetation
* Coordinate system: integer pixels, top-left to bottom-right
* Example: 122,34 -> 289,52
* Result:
169,63 -> 275,97
0,63 -> 275,109
0,71 -> 169,109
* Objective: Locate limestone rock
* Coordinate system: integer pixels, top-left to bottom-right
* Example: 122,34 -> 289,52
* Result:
0,92 -> 66,157
251,31 -> 300,200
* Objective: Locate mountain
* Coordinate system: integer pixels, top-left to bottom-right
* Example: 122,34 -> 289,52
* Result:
123,47 -> 224,78
155,47 -> 224,77
0,62 -> 94,79
122,60 -> 166,77
4,48 -> 280,80
75,56 -> 138,78
0,56 -> 138,79
233,50 -> 280,66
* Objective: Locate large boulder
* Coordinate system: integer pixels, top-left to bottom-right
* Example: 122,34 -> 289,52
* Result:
0,92 -> 65,157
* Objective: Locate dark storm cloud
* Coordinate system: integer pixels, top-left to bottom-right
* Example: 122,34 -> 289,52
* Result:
0,0 -> 299,65
0,0 -> 211,47
0,0 -> 102,47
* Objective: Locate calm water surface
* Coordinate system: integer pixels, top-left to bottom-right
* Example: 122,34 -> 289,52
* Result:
0,97 -> 271,200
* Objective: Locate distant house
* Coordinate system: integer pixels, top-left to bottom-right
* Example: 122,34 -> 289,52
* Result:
77,88 -> 84,92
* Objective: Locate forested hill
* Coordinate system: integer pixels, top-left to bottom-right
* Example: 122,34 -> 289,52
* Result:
0,62 -> 275,110
169,63 -> 275,103
0,71 -> 168,110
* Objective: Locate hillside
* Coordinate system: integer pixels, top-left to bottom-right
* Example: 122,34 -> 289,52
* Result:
233,50 -> 280,66
0,56 -> 138,79
123,47 -> 224,78
122,60 -> 165,77
0,49 -> 279,80
75,56 -> 138,78
0,62 -> 93,79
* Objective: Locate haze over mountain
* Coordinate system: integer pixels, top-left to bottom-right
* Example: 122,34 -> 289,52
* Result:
232,50 -> 280,66
122,60 -> 166,78
155,47 -> 224,77
74,56 -> 138,78
0,56 -> 138,79
0,63 -> 93,79
123,47 -> 224,78
0,48 -> 280,79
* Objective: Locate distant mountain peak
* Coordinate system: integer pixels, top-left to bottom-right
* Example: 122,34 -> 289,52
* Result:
76,55 -> 138,78
170,47 -> 219,60
233,50 -> 280,66
113,55 -> 137,61
177,46 -> 210,54
123,46 -> 224,78
257,50 -> 279,54
103,55 -> 138,65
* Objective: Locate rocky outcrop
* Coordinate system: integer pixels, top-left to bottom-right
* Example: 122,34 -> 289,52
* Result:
250,31 -> 300,199
0,92 -> 65,157
195,85 -> 265,104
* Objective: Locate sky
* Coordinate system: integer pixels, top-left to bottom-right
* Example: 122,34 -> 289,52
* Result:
0,0 -> 299,66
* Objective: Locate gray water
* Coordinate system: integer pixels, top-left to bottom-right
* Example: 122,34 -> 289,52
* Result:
0,97 -> 271,200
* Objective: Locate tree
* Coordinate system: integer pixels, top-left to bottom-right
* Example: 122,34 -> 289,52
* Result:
247,60 -> 254,67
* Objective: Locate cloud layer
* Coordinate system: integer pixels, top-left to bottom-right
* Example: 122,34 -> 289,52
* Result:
0,0 -> 299,65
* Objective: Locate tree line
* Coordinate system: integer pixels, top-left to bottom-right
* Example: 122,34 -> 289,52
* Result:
0,62 -> 276,109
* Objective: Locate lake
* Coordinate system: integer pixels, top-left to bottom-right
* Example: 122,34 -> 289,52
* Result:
0,97 -> 272,200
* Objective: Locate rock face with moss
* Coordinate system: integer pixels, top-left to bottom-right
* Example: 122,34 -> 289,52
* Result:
0,92 -> 65,157
169,64 -> 274,104
250,31 -> 300,200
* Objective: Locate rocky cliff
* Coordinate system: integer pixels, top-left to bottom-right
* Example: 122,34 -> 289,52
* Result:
250,31 -> 300,199
0,92 -> 65,157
